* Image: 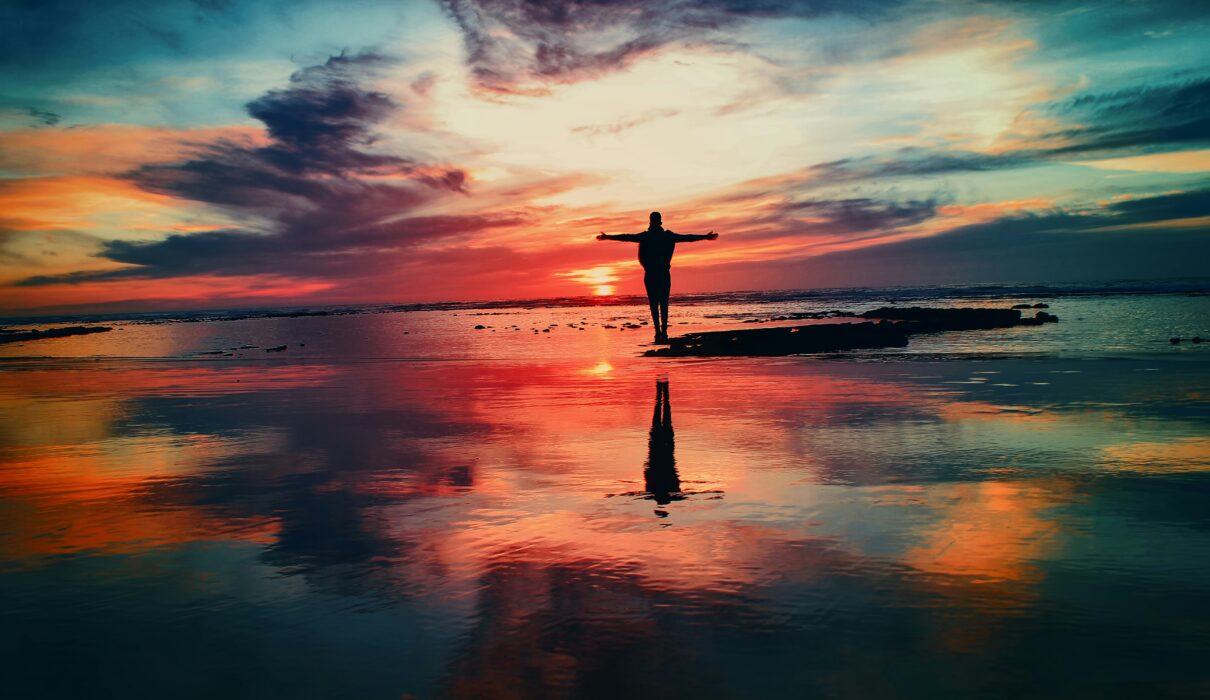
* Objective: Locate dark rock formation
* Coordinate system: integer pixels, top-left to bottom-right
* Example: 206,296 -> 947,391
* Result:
858,306 -> 1058,329
266,345 -> 287,352
0,325 -> 112,344
647,307 -> 1058,358
646,321 -> 909,357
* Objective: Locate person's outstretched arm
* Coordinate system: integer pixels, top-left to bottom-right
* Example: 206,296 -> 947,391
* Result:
671,230 -> 719,242
597,231 -> 643,242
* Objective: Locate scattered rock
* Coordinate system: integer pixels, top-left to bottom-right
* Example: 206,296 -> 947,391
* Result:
1170,337 -> 1182,344
474,324 -> 487,330
266,345 -> 287,352
1193,336 -> 1204,344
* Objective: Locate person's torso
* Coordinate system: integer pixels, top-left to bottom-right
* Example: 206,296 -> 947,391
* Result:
638,229 -> 676,271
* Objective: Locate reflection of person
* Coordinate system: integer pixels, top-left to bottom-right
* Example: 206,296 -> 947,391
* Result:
597,212 -> 718,344
644,379 -> 682,511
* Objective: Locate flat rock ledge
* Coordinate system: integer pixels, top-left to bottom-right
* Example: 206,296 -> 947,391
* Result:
645,307 -> 1058,357
0,325 -> 113,344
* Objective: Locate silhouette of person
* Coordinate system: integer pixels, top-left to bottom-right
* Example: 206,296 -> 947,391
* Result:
597,212 -> 718,343
644,379 -> 682,513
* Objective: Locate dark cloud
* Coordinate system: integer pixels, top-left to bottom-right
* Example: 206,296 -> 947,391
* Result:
806,150 -> 1037,184
16,211 -> 525,286
17,53 -> 500,287
27,108 -> 61,127
138,53 -> 430,184
438,0 -> 905,94
0,229 -> 35,265
1042,76 -> 1210,157
729,188 -> 1210,288
777,196 -> 939,237
1106,188 -> 1210,223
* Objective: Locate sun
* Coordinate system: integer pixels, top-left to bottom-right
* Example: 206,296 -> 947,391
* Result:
557,265 -> 620,297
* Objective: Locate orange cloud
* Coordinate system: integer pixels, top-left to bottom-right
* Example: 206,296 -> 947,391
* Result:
0,124 -> 266,176
0,175 -> 178,231
0,273 -> 336,313
935,198 -> 1055,224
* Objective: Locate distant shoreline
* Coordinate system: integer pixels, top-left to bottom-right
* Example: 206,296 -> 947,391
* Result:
2,278 -> 1207,327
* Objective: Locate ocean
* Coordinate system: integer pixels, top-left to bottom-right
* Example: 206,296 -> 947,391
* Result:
3,281 -> 1209,360
2,283 -> 1209,698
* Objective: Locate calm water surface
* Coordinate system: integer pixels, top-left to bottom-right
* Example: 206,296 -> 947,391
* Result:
2,294 -> 1210,698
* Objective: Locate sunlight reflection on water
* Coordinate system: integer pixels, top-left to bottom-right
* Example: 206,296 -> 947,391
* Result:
2,348 -> 1209,697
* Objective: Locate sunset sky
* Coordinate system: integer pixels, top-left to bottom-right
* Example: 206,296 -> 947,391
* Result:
2,0 -> 1209,314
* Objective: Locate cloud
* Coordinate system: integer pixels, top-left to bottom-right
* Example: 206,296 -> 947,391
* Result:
17,53 -> 508,289
806,150 -> 1039,183
134,53 -> 443,183
26,108 -> 60,127
438,0 -> 906,94
804,75 -> 1210,186
1020,0 -> 1210,58
782,197 -> 938,235
692,169 -> 945,243
0,125 -> 267,177
711,188 -> 1210,288
571,109 -> 681,137
1041,76 -> 1210,157
16,210 -> 528,286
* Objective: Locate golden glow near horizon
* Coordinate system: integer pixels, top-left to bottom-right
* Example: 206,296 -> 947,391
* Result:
584,361 -> 614,377
557,265 -> 622,298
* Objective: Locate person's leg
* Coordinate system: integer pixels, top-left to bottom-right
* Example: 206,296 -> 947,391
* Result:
657,274 -> 672,339
643,274 -> 661,341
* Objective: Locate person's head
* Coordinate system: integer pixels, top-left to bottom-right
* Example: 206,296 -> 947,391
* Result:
649,211 -> 662,229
